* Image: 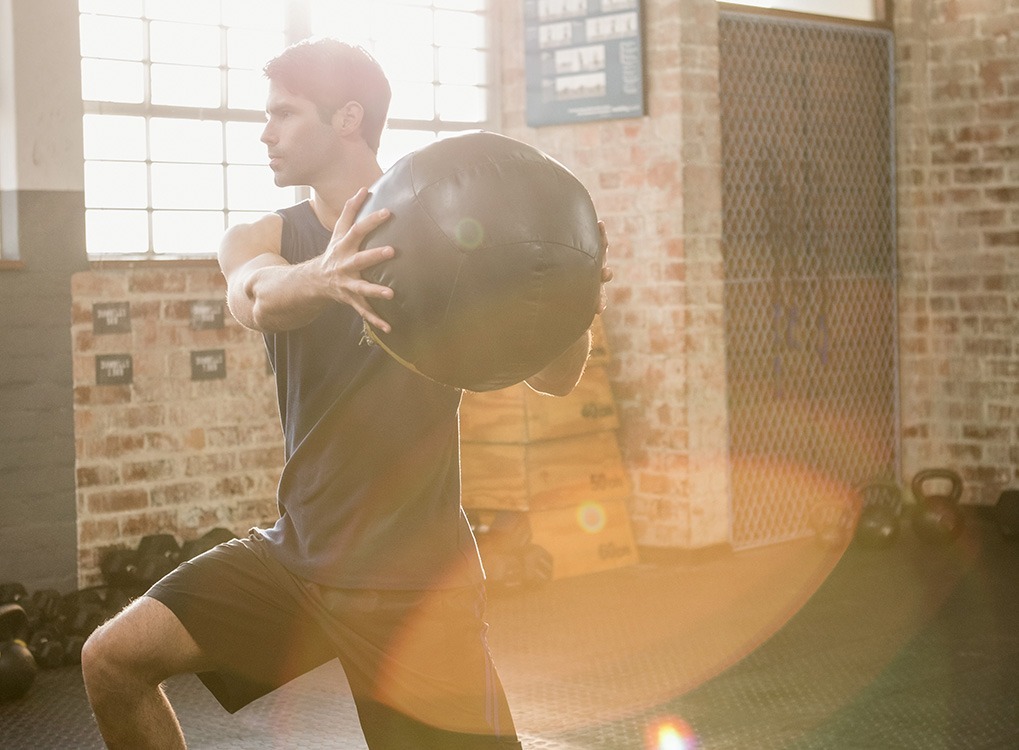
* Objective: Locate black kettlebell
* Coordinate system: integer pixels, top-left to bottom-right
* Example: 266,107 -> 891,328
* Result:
0,603 -> 38,701
810,498 -> 856,548
910,468 -> 964,544
855,479 -> 904,548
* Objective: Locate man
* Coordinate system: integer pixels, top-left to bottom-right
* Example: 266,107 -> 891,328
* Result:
82,38 -> 609,749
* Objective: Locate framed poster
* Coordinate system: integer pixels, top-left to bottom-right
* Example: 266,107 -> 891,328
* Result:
525,0 -> 645,127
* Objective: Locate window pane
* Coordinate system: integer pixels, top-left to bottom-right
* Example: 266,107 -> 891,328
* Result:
81,58 -> 144,102
227,68 -> 269,110
150,118 -> 223,163
82,114 -> 147,160
144,0 -> 219,24
436,84 -> 485,122
310,0 -> 371,40
79,15 -> 144,60
150,163 -> 224,208
150,63 -> 221,107
227,28 -> 284,69
374,43 -> 433,84
376,6 -> 433,45
436,0 -> 485,9
717,0 -> 877,21
79,0 -> 143,15
378,129 -> 436,171
434,10 -> 485,47
222,0 -> 287,30
437,48 -> 486,85
152,210 -> 224,254
86,209 -> 148,254
225,121 -> 269,164
85,161 -> 148,208
389,81 -> 434,120
226,165 -> 291,210
150,21 -> 221,65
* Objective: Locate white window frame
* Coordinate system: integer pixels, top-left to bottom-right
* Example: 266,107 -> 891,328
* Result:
80,0 -> 495,260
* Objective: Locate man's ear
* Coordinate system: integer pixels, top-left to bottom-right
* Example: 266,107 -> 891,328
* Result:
334,101 -> 364,137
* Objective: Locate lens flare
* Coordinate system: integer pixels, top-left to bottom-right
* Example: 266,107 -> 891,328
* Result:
577,501 -> 607,533
454,217 -> 484,249
646,717 -> 698,750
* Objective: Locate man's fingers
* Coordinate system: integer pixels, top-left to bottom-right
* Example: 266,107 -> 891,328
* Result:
355,299 -> 392,334
347,243 -> 395,273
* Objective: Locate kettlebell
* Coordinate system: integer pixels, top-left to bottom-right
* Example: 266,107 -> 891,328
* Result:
910,468 -> 965,544
809,497 -> 856,548
855,479 -> 904,548
0,603 -> 38,701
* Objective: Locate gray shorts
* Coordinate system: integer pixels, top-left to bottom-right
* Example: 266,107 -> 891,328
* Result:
147,531 -> 520,749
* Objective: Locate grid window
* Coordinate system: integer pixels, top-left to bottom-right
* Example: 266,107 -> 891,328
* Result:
79,0 -> 492,258
718,1 -> 882,22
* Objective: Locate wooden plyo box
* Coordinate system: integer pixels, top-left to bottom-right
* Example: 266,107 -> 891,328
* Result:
461,429 -> 631,512
527,497 -> 638,580
460,365 -> 618,444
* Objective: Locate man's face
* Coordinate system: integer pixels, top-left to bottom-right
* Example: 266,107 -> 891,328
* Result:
261,80 -> 340,187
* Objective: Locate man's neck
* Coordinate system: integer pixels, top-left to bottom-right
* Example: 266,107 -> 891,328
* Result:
309,154 -> 385,231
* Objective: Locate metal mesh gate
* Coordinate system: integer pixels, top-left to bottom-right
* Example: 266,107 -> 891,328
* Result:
718,12 -> 897,548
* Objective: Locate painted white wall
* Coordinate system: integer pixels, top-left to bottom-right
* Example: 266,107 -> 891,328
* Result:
0,0 -> 84,191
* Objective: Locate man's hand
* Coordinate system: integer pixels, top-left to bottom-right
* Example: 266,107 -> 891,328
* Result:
315,187 -> 396,333
525,219 -> 613,397
596,220 -> 613,315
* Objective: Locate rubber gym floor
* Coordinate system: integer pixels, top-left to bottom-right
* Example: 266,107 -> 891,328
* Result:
2,512 -> 1017,750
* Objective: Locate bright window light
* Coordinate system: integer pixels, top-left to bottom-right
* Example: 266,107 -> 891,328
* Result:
79,0 -> 492,258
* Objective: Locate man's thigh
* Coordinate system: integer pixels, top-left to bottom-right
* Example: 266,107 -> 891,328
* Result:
310,584 -> 519,743
146,534 -> 335,713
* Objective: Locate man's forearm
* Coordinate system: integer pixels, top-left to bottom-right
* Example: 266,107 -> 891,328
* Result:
524,327 -> 592,397
229,254 -> 332,330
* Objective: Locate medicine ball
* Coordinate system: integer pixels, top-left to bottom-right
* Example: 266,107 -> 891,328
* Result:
357,131 -> 604,392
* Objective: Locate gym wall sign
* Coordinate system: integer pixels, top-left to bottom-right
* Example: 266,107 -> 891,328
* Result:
190,349 -> 226,381
524,0 -> 646,127
92,302 -> 131,334
95,354 -> 133,386
189,300 -> 225,330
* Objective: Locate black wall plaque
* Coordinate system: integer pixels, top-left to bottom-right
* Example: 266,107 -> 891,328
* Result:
93,302 -> 131,334
190,300 -> 225,330
525,0 -> 645,127
95,354 -> 133,385
191,349 -> 227,381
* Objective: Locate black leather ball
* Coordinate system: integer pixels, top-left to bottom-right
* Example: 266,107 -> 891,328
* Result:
358,131 -> 603,391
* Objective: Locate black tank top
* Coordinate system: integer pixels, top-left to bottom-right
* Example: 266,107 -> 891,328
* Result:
258,200 -> 483,589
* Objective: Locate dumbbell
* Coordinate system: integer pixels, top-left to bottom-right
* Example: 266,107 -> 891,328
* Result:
0,582 -> 28,606
28,626 -> 65,670
181,527 -> 237,561
0,603 -> 37,701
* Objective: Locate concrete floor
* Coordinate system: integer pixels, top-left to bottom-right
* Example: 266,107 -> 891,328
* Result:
2,513 -> 1017,749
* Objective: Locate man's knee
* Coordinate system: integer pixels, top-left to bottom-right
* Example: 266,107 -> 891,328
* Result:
81,596 -> 202,696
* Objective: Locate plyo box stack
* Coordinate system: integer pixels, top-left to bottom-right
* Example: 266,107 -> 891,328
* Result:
460,319 -> 638,580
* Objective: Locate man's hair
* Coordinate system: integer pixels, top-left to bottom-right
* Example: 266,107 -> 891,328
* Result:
263,38 -> 392,154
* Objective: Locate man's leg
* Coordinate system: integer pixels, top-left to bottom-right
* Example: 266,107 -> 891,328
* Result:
81,595 -> 210,750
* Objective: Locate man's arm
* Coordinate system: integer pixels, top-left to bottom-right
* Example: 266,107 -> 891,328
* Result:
524,328 -> 594,396
525,221 -> 612,397
219,188 -> 395,334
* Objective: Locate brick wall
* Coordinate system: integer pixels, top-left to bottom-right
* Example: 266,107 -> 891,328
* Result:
497,0 -> 730,549
895,0 -> 1019,503
71,265 -> 281,585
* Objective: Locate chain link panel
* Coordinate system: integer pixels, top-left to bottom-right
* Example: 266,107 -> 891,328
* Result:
719,12 -> 897,548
